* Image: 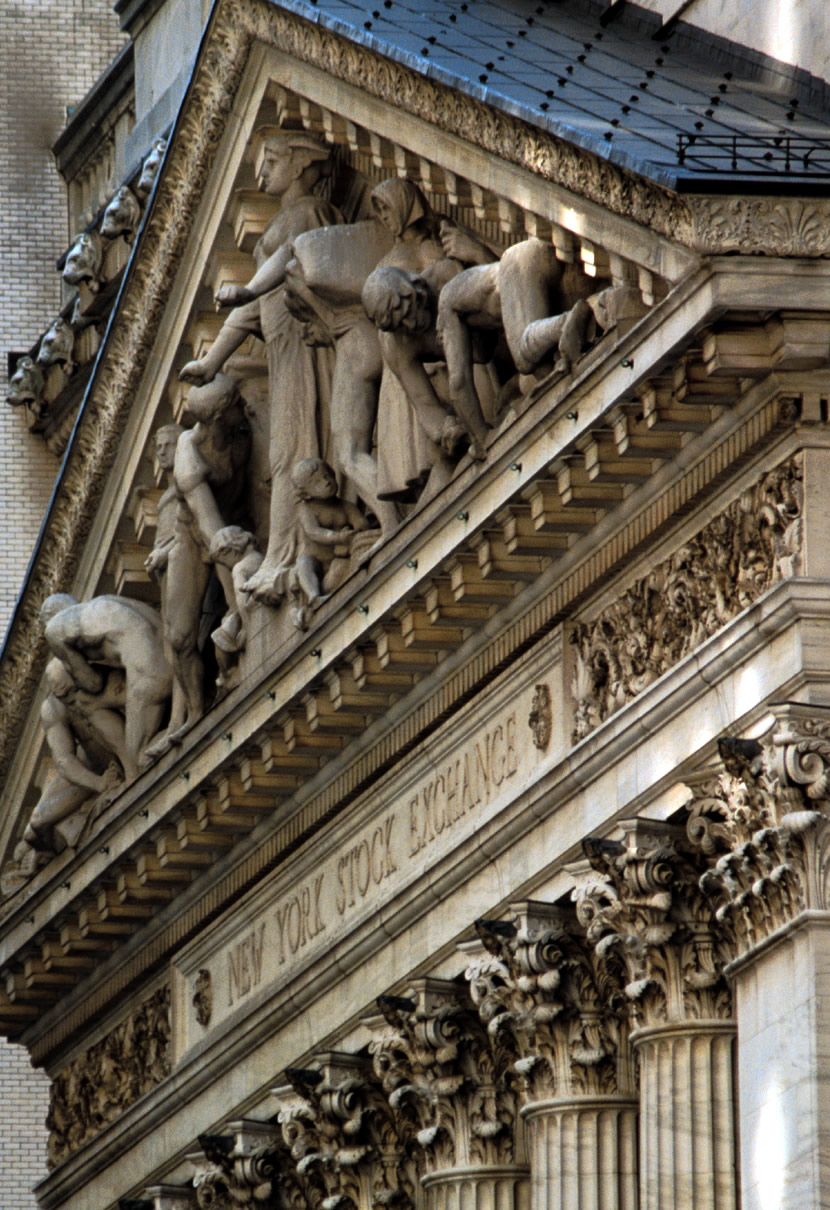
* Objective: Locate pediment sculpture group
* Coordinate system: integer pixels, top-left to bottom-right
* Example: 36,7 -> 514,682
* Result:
2,130 -> 644,894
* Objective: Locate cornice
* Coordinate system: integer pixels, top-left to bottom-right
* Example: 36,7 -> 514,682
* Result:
2,0 -> 829,798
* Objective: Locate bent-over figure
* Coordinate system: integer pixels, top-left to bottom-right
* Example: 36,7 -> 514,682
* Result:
41,593 -> 172,780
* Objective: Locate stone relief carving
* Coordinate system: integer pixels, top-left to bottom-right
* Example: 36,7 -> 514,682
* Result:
146,377 -> 252,758
180,128 -> 342,604
683,709 -> 830,955
1,590 -> 175,896
289,459 -> 375,631
192,1123 -> 283,1210
572,820 -> 733,1029
368,980 -> 519,1172
571,456 -> 803,739
101,185 -> 142,241
465,903 -> 627,1101
63,231 -> 104,291
275,1055 -> 416,1210
136,137 -> 167,198
527,684 -> 552,751
193,969 -> 213,1028
39,592 -> 172,780
5,354 -> 46,428
37,316 -> 76,374
46,986 -> 170,1167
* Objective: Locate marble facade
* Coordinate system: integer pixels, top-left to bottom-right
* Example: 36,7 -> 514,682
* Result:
3,1 -> 830,1208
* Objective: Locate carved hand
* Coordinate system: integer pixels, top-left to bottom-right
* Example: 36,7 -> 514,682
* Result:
215,284 -> 255,307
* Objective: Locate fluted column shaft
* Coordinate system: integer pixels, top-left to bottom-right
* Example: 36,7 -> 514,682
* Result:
632,1020 -> 736,1210
521,1096 -> 638,1210
422,1166 -> 530,1210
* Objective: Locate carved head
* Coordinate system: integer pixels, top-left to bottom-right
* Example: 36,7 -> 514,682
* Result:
62,232 -> 102,289
256,129 -> 331,196
136,137 -> 167,196
101,186 -> 141,239
362,266 -> 432,333
291,457 -> 338,501
209,526 -> 258,567
185,372 -> 239,422
40,593 -> 78,628
153,423 -> 183,473
37,318 -> 75,371
6,356 -> 44,407
370,178 -> 431,238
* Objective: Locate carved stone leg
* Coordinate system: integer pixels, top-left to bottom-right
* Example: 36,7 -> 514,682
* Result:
521,1096 -> 638,1210
422,1166 -> 530,1210
632,1021 -> 736,1210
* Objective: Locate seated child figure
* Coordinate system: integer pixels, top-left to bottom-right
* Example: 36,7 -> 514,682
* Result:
291,458 -> 374,627
209,526 -> 263,691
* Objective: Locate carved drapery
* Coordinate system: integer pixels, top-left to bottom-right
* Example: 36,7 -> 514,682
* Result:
571,455 -> 803,740
47,986 -> 170,1167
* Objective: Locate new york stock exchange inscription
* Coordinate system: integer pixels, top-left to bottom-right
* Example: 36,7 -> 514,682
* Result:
175,662 -> 557,1047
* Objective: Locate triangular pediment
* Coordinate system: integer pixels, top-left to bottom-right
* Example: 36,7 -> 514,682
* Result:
2,0 -> 830,1055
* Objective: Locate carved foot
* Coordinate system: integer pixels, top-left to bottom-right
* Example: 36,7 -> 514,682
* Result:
244,562 -> 291,605
440,415 -> 467,457
141,731 -> 175,763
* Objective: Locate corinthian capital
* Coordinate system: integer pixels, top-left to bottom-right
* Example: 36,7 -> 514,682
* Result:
573,820 -> 732,1029
272,1053 -> 414,1210
190,1122 -> 283,1210
684,706 -> 830,955
368,978 -> 519,1171
464,901 -> 624,1100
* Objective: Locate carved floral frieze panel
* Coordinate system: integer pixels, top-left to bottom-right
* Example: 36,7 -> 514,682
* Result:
571,455 -> 803,740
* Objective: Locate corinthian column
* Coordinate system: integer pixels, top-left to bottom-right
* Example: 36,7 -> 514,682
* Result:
575,819 -> 737,1210
368,979 -> 529,1210
684,708 -> 830,1210
464,902 -> 638,1210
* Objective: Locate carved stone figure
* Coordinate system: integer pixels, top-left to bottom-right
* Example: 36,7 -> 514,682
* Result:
436,237 -> 614,446
136,137 -> 167,197
5,354 -> 45,414
37,316 -> 75,374
362,264 -> 474,491
180,129 -> 342,603
23,657 -> 124,846
100,185 -> 142,240
209,526 -> 263,690
40,592 -> 172,780
62,231 -> 103,291
289,458 -> 375,629
0,655 -> 124,895
146,378 -> 250,754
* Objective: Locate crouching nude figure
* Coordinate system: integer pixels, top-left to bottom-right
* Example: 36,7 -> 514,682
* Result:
40,592 -> 172,780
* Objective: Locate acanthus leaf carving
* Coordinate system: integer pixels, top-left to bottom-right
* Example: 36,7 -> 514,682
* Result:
572,821 -> 733,1030
684,707 -> 830,956
273,1054 -> 415,1210
368,979 -> 519,1172
571,456 -> 803,740
192,1122 -> 285,1210
464,901 -> 626,1101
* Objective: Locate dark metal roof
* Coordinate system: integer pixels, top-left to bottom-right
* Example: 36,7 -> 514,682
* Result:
274,0 -> 830,192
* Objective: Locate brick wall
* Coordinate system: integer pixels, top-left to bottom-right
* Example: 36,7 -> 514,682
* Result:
0,3 -> 128,1203
0,1043 -> 50,1210
0,0 -> 128,641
